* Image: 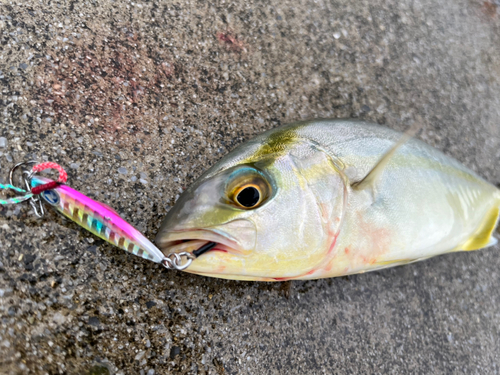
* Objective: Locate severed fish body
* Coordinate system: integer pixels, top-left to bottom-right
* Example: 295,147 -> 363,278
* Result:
156,119 -> 500,281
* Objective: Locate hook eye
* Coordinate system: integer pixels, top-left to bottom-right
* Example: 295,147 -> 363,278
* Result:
9,160 -> 37,188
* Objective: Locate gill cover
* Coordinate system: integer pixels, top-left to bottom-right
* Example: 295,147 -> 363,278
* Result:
156,136 -> 348,281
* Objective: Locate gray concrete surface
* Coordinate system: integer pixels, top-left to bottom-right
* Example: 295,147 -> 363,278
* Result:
1,0 -> 500,373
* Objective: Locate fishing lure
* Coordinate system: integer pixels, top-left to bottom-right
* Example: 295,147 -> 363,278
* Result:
1,161 -> 193,270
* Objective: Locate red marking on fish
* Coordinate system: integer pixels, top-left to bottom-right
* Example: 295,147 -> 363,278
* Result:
273,277 -> 288,281
326,232 -> 338,256
324,260 -> 334,272
352,211 -> 392,266
217,264 -> 227,273
213,249 -> 227,253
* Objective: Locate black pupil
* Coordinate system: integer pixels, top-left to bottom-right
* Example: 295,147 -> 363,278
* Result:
236,187 -> 260,207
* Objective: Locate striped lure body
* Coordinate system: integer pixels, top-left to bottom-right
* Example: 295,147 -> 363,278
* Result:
31,176 -> 165,264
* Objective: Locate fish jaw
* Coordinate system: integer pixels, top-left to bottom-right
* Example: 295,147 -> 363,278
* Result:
155,215 -> 321,281
156,218 -> 259,276
156,228 -> 246,257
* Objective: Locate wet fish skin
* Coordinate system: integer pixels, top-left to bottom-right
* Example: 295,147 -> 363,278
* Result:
156,119 -> 500,281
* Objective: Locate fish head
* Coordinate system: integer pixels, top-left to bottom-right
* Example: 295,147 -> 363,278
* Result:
156,127 -> 346,280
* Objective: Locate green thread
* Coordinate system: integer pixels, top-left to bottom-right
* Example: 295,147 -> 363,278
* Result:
0,183 -> 28,193
0,183 -> 33,205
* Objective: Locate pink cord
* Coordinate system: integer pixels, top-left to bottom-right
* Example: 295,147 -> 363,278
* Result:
31,162 -> 68,194
32,162 -> 68,183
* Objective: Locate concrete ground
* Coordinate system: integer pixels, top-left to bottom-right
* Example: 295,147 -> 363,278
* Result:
1,0 -> 500,373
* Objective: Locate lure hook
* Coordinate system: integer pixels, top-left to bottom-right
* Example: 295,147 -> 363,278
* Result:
22,171 -> 45,218
9,160 -> 37,188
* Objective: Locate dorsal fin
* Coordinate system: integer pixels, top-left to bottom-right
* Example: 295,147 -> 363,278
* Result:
352,124 -> 420,191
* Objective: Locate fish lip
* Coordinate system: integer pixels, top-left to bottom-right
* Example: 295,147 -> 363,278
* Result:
156,228 -> 244,257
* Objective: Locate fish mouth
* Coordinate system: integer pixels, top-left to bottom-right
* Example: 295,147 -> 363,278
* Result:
155,229 -> 244,258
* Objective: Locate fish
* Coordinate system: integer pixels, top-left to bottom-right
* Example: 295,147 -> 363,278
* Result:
31,176 -> 166,264
155,119 -> 500,281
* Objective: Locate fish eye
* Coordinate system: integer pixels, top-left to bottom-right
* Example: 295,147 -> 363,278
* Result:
234,185 -> 261,208
226,167 -> 272,210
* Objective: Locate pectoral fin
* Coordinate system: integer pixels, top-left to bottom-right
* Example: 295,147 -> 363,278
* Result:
459,206 -> 499,251
352,125 -> 419,191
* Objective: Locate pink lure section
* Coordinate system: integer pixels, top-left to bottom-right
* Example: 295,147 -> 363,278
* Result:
31,176 -> 165,263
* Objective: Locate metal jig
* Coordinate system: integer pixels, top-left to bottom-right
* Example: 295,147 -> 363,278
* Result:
4,160 -> 202,271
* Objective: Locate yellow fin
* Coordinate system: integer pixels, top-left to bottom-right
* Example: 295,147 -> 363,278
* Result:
460,206 -> 499,251
352,124 -> 419,191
